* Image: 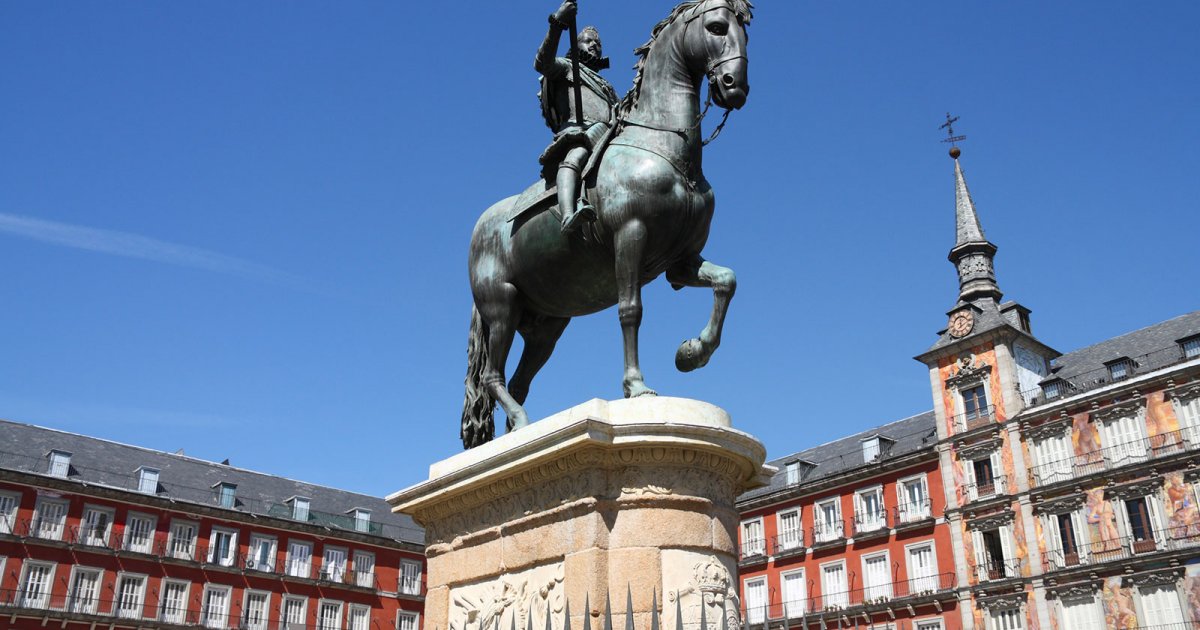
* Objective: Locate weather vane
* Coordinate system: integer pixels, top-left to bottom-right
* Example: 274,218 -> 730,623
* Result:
939,112 -> 966,158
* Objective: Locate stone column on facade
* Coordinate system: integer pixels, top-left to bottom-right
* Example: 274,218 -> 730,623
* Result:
945,511 -> 975,630
992,342 -> 1027,420
387,398 -> 771,630
928,366 -> 951,441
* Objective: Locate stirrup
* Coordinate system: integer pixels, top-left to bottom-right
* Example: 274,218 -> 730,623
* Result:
560,201 -> 597,234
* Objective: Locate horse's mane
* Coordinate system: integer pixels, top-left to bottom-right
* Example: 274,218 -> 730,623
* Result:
619,0 -> 753,115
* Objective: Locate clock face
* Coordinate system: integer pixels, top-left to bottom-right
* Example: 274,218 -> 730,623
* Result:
948,310 -> 975,338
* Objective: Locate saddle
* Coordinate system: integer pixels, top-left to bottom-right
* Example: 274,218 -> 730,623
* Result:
505,120 -> 618,225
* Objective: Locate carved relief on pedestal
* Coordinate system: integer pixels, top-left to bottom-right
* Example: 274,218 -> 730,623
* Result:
450,563 -> 566,630
664,553 -> 741,630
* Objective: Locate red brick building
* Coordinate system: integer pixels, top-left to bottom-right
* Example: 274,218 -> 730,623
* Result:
0,419 -> 426,629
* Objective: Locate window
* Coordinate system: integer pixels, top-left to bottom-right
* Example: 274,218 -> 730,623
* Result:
862,552 -> 892,601
317,600 -> 343,630
0,491 -> 20,534
966,452 -> 1004,501
1033,431 -> 1072,485
18,561 -> 55,608
776,508 -> 802,550
160,580 -> 190,624
1182,337 -> 1200,359
1139,584 -> 1185,625
862,437 -> 881,462
1107,358 -> 1133,381
821,561 -> 848,609
114,573 -> 147,619
79,505 -> 114,547
282,596 -> 307,630
972,526 -> 1015,581
243,591 -> 270,630
785,461 -> 800,485
898,475 -> 930,522
1043,380 -> 1063,400
217,483 -> 237,508
1045,511 -> 1087,569
48,450 -> 71,477
961,384 -> 989,420
1059,596 -> 1104,630
32,497 -> 68,540
1174,393 -> 1200,445
781,570 -> 806,618
739,518 -> 764,556
915,620 -> 944,630
397,611 -> 420,630
209,527 -> 238,567
291,497 -> 311,522
814,497 -> 843,542
348,604 -> 371,630
136,467 -> 159,494
907,542 -> 938,594
322,546 -> 348,583
287,540 -> 313,578
124,513 -> 156,553
1122,496 -> 1165,553
67,567 -> 102,614
248,534 -> 277,572
1101,411 -> 1147,466
855,486 -> 885,533
987,608 -> 1024,630
353,508 -> 372,532
168,519 -> 198,560
743,577 -> 766,624
353,550 -> 376,588
202,585 -> 232,629
400,559 -> 423,595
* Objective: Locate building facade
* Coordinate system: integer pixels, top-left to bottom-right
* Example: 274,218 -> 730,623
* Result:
0,420 -> 426,630
738,144 -> 1200,630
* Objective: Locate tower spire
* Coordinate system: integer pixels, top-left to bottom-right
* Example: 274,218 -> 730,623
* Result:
941,117 -> 1002,305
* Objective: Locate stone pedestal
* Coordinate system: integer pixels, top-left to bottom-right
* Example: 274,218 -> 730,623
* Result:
387,397 -> 771,630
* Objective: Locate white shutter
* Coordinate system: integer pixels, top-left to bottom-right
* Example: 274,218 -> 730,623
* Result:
781,572 -> 805,618
323,548 -> 347,582
1146,494 -> 1167,545
1061,598 -> 1103,630
0,494 -> 17,534
864,555 -> 891,600
1070,511 -> 1090,561
908,544 -> 936,593
21,564 -> 53,608
999,525 -> 1015,577
744,579 -> 766,624
1044,515 -> 1063,569
964,459 -> 978,502
990,452 -> 1005,494
778,511 -> 800,549
1179,398 -> 1200,444
972,530 -> 988,581
1140,585 -> 1185,625
822,564 -> 847,608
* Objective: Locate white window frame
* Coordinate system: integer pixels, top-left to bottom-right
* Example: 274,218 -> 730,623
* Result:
208,526 -> 239,567
322,545 -> 348,583
1137,583 -> 1186,625
956,382 -> 991,427
243,590 -> 271,630
1115,492 -> 1167,551
742,576 -> 767,624
217,483 -> 237,508
1100,408 -> 1148,467
167,518 -> 199,560
854,485 -> 886,533
820,559 -> 848,609
862,437 -> 881,462
17,560 -> 57,609
201,583 -> 234,629
136,467 -> 160,494
1058,594 -> 1105,630
779,568 -> 806,619
66,565 -> 103,614
914,618 -> 944,630
347,603 -> 371,630
247,533 -> 278,572
160,579 -> 191,624
0,490 -> 21,534
775,507 -> 802,551
292,497 -> 311,522
48,450 -> 71,478
972,525 -> 1016,581
113,571 -> 148,619
905,539 -> 940,594
78,504 -> 115,547
1042,509 -> 1091,569
964,451 -> 1005,501
739,516 -> 765,556
987,607 -> 1024,630
352,509 -> 372,532
123,511 -> 157,554
32,496 -> 69,540
400,558 -> 423,595
396,610 -> 420,630
281,595 -> 308,630
353,550 -> 376,588
1170,391 -> 1200,445
1032,429 -> 1073,485
897,473 -> 931,522
814,496 -> 843,542
785,461 -> 800,485
286,539 -> 314,578
316,599 -> 344,630
861,550 -> 892,602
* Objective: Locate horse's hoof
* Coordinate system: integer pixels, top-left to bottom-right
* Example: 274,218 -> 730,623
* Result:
675,338 -> 708,372
623,380 -> 658,398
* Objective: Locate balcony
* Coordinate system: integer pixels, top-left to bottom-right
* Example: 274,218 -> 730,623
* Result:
894,499 -> 934,529
974,557 -> 1022,583
810,520 -> 846,548
738,538 -> 767,565
851,511 -> 889,540
1031,428 -> 1197,487
953,405 -> 996,434
963,475 -> 1007,503
741,572 -> 956,621
771,531 -> 805,559
1042,526 -> 1200,573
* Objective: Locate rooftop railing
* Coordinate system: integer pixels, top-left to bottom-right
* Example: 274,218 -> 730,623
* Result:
1030,428 -> 1197,487
1021,344 -> 1199,408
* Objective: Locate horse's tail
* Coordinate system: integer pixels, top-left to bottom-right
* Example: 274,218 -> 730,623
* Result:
461,305 -> 495,449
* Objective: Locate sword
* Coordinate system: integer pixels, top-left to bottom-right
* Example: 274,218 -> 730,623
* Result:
567,5 -> 585,127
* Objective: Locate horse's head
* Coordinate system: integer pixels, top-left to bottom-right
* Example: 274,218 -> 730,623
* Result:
682,0 -> 751,110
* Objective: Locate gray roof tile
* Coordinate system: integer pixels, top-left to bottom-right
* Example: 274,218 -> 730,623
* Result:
1046,311 -> 1200,382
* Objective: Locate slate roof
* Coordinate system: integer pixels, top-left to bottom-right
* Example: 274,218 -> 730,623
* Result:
1044,310 -> 1200,384
922,299 -> 1013,355
0,418 -> 424,545
737,410 -> 938,504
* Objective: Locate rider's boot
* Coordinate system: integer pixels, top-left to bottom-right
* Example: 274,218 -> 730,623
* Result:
557,156 -> 595,234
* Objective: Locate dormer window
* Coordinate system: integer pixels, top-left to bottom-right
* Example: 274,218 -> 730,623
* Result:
215,483 -> 237,508
352,508 -> 372,532
136,467 -> 159,494
291,497 -> 311,522
785,461 -> 800,485
1180,336 -> 1200,359
1042,379 -> 1064,400
1106,358 -> 1134,381
47,450 -> 71,478
862,437 -> 881,463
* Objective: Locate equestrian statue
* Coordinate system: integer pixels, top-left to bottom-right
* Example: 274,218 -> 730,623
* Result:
462,0 -> 753,449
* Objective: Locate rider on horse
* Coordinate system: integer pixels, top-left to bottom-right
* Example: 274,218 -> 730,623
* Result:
535,0 -> 620,234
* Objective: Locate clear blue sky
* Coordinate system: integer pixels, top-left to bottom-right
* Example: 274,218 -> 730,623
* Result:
2,2 -> 1197,498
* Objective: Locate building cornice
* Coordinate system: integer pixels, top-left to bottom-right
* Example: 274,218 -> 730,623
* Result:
735,449 -> 936,512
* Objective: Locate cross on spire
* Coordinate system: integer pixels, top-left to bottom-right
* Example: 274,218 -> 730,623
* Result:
940,112 -> 967,157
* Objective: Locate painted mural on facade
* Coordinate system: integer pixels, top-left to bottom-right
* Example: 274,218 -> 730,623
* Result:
1100,577 -> 1138,629
1185,563 -> 1200,623
1164,471 -> 1200,540
1084,487 -> 1121,554
1147,389 -> 1183,449
1072,412 -> 1102,464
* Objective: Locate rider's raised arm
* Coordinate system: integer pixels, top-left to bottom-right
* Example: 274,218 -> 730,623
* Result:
534,1 -> 574,79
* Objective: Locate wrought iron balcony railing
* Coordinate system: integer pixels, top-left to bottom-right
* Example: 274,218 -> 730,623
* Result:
894,499 -> 934,526
771,530 -> 804,556
738,537 -> 767,561
741,572 -> 955,621
963,474 -> 1007,502
1041,526 -> 1200,572
851,510 -> 889,537
1031,428 -> 1197,487
811,519 -> 846,545
974,557 -> 1022,583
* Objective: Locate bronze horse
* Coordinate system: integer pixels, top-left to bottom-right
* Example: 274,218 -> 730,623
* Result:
462,0 -> 752,448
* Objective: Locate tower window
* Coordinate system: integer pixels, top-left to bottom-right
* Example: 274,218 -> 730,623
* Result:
961,385 -> 988,419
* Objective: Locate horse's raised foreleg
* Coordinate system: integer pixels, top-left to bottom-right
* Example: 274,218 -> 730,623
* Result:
478,282 -> 530,431
615,220 -> 657,398
666,254 -> 736,372
509,315 -> 571,409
